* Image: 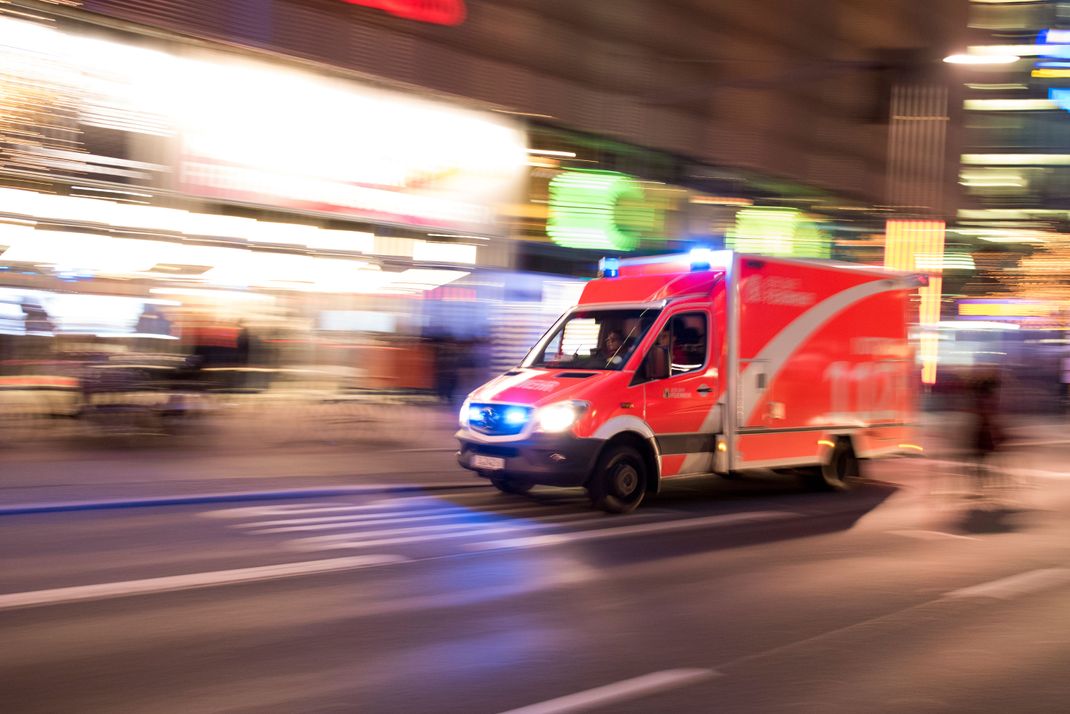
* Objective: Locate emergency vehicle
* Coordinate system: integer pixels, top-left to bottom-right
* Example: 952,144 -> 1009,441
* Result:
457,250 -> 919,513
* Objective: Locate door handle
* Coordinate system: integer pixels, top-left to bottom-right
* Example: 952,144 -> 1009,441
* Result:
697,385 -> 713,394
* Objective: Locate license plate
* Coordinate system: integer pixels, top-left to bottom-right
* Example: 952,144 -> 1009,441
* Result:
471,454 -> 505,470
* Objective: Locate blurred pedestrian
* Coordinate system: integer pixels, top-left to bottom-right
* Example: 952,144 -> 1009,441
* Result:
967,369 -> 1004,496
1060,356 -> 1070,414
431,334 -> 460,406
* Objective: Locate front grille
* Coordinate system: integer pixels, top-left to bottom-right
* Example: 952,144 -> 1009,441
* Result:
470,444 -> 520,458
468,403 -> 531,436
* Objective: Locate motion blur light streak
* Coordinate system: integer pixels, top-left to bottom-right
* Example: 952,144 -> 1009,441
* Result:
338,0 -> 467,26
0,186 -> 379,255
962,154 -> 1070,165
411,241 -> 478,265
964,99 -> 1057,111
944,53 -> 1019,65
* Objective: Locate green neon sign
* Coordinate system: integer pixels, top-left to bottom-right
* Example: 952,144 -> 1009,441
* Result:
547,170 -> 656,251
726,207 -> 830,259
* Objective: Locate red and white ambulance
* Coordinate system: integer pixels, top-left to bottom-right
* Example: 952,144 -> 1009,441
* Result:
457,251 -> 919,512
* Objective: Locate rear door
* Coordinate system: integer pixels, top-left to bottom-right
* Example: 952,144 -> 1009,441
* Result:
637,308 -> 718,477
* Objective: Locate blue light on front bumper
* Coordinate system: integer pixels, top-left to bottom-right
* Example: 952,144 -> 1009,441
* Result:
503,407 -> 529,426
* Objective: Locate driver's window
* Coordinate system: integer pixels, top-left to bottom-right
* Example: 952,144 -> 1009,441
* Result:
639,313 -> 707,383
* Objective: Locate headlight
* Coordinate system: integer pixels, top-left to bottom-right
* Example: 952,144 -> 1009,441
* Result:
536,401 -> 589,433
459,397 -> 473,427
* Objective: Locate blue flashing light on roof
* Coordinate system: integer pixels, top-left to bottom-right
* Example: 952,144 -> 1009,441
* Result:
690,248 -> 713,271
598,257 -> 620,278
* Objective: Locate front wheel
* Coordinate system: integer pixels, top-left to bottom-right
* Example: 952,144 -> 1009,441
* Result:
587,444 -> 647,514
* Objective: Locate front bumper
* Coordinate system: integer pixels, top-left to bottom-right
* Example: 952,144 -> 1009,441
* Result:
456,429 -> 604,487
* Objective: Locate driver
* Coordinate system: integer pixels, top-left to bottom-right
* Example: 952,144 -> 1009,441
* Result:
597,329 -> 626,365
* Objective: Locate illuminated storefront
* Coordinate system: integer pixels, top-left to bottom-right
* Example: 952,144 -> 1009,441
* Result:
0,9 -> 528,387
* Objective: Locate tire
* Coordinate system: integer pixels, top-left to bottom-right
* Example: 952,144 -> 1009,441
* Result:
588,444 -> 647,514
490,476 -> 533,495
806,438 -> 860,491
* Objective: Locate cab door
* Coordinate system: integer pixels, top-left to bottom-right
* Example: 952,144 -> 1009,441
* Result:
636,309 -> 718,477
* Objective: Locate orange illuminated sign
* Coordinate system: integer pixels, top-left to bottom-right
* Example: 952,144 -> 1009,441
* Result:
884,220 -> 946,385
959,301 -> 1056,318
340,0 -> 466,26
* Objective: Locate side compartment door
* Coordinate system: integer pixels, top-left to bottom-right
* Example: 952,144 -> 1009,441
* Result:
636,310 -> 718,477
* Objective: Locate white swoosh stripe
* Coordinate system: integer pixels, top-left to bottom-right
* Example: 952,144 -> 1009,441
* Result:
739,279 -> 903,425
695,277 -> 904,437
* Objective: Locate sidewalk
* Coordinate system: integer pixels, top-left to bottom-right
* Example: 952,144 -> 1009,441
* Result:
0,405 -> 477,511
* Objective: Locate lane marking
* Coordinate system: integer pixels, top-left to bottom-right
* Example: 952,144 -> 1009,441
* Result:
890,530 -> 980,541
469,511 -> 798,552
202,491 -> 565,520
944,568 -> 1070,600
252,510 -> 588,534
266,511 -> 599,540
498,668 -> 718,714
203,499 -> 452,519
240,502 -> 569,530
0,555 -> 408,611
287,512 -> 622,551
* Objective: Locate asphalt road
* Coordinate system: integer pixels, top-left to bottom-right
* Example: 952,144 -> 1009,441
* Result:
1,456 -> 1068,713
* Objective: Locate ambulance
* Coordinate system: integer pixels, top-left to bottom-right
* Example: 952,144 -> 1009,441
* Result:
457,251 -> 919,513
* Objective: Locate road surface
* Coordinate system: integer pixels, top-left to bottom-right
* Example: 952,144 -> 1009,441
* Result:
1,456 -> 1068,713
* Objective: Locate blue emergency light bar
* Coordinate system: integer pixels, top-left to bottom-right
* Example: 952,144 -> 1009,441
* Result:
598,257 -> 621,278
689,248 -> 713,271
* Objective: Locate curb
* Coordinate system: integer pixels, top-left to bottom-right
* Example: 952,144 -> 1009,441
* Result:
0,481 -> 490,516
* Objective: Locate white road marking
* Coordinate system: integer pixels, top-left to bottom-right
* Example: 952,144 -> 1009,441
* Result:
252,509 -> 588,534
945,568 -> 1070,600
469,511 -> 798,552
241,502 -> 566,530
890,530 -> 980,541
269,510 -> 599,540
203,500 -> 417,519
498,668 -> 718,714
203,492 -> 580,520
287,512 -> 615,551
0,555 -> 408,611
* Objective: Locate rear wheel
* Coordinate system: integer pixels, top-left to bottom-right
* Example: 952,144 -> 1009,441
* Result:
489,475 -> 533,495
588,444 -> 647,514
805,438 -> 860,491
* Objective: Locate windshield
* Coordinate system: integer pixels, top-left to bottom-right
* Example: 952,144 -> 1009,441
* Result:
525,308 -> 661,371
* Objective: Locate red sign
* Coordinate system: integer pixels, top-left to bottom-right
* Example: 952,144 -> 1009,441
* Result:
341,0 -> 466,26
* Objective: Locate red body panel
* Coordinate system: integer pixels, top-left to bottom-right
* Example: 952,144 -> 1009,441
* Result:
732,258 -> 914,467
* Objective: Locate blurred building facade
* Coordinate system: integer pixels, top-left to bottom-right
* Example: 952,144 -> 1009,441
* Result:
927,0 -> 1070,411
62,0 -> 973,261
0,0 -> 973,396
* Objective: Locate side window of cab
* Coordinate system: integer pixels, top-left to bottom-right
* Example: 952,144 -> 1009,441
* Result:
634,312 -> 708,384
